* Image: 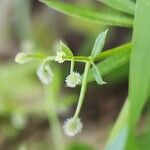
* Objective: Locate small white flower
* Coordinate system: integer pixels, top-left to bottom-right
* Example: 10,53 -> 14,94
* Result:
15,52 -> 29,64
37,64 -> 54,85
55,51 -> 66,63
63,117 -> 83,137
65,72 -> 81,88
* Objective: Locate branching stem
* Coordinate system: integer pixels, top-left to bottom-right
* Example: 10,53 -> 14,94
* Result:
27,43 -> 131,64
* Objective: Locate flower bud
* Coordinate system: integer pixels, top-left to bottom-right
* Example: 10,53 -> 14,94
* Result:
55,51 -> 66,63
15,52 -> 29,64
63,117 -> 83,137
37,64 -> 53,85
65,72 -> 81,88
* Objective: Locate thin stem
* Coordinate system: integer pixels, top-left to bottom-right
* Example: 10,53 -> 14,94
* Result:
70,59 -> 75,74
27,43 -> 131,64
94,43 -> 131,61
65,56 -> 91,63
73,62 -> 91,119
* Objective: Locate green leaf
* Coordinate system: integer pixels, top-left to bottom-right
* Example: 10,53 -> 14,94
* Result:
105,0 -> 150,149
92,63 -> 106,85
91,29 -> 108,58
128,0 -> 150,129
99,0 -> 135,15
105,100 -> 130,150
40,0 -> 133,28
60,41 -> 73,57
87,43 -> 131,83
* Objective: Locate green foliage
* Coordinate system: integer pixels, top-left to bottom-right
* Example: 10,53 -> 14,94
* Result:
5,0 -> 150,149
88,43 -> 131,83
128,0 -> 150,130
91,29 -> 108,58
99,0 -> 135,15
90,29 -> 108,85
92,63 -> 106,85
40,0 -> 133,27
60,41 -> 73,57
105,100 -> 129,150
105,0 -> 150,149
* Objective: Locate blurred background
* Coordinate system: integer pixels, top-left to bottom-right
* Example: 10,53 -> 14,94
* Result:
0,0 -> 137,150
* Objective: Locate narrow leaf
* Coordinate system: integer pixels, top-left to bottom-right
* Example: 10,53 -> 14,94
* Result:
91,29 -> 108,58
40,0 -> 133,28
92,63 -> 106,85
105,0 -> 150,149
87,43 -> 131,83
105,100 -> 130,150
60,41 -> 73,57
99,0 -> 135,15
128,0 -> 150,129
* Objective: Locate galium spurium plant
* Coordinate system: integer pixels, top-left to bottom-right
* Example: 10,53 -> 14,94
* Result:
15,29 -> 108,137
15,0 -> 150,149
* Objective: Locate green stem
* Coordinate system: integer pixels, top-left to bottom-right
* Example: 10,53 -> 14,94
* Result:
73,62 -> 91,119
94,43 -> 131,61
70,59 -> 75,74
65,56 -> 91,63
27,43 -> 131,64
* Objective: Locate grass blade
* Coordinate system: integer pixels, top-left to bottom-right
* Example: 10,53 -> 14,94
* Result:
40,0 -> 133,28
105,100 -> 130,150
99,0 -> 135,15
104,0 -> 150,149
128,0 -> 150,129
